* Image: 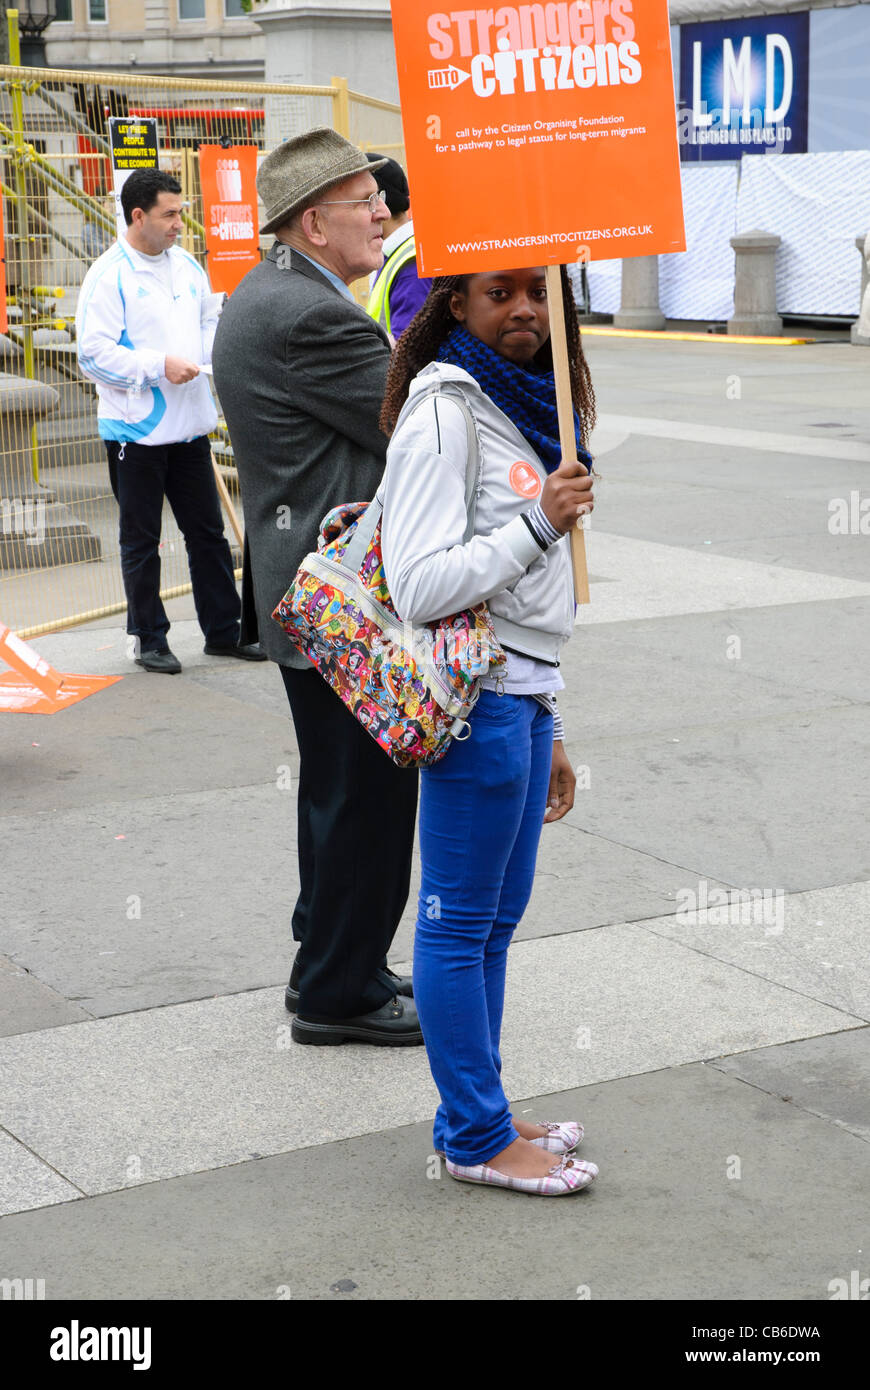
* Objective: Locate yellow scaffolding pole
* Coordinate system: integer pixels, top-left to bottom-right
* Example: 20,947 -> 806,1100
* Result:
15,570 -> 244,642
331,76 -> 350,138
0,61 -> 400,115
0,120 -> 116,233
5,10 -> 40,485
180,145 -> 193,253
0,175 -> 87,262
0,61 -> 341,98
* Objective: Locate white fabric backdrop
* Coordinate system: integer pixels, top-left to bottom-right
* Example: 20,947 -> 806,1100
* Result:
668,1 -> 867,19
572,165 -> 739,320
735,150 -> 870,314
571,153 -> 868,320
569,256 -> 622,316
660,165 -> 738,319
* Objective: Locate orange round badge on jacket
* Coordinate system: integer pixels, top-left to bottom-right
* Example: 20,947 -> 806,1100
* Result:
509,462 -> 542,499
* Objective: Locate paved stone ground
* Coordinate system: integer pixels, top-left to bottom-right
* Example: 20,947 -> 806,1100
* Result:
1,335 -> 868,1302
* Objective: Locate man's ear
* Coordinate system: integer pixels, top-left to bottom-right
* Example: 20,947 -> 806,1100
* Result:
300,206 -> 328,248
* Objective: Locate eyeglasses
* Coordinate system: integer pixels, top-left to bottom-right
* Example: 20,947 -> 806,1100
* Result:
317,189 -> 388,215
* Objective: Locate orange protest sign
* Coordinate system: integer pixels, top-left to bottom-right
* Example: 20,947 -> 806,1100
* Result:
389,0 -> 686,275
199,145 -> 260,295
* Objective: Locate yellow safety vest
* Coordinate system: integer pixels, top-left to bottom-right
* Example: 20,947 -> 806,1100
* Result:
367,236 -> 418,338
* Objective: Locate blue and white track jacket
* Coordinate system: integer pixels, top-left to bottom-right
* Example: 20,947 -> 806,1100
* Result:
75,238 -> 219,446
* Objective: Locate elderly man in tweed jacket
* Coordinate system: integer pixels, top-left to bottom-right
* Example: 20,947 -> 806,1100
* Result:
213,130 -> 421,1046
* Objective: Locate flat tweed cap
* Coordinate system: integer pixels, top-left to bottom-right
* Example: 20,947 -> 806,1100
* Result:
258,127 -> 388,235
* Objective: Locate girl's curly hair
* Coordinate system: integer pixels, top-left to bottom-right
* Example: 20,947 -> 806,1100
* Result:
379,265 -> 597,450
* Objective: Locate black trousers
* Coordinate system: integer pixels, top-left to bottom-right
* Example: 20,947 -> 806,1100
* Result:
280,665 -> 419,1019
106,436 -> 240,652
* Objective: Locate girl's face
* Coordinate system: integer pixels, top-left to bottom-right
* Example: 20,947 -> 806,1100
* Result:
449,268 -> 549,365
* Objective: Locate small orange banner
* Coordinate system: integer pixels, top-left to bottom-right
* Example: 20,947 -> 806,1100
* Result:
389,0 -> 686,276
0,194 -> 7,334
0,622 -> 121,714
199,144 -> 261,295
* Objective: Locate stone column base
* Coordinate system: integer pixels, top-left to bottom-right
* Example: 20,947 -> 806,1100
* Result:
728,316 -> 783,337
613,308 -> 667,331
614,255 -> 665,332
729,231 -> 782,338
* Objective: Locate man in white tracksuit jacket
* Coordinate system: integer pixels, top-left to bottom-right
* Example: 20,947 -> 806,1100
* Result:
76,167 -> 262,674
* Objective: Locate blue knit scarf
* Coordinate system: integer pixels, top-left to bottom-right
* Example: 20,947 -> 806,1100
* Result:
436,325 -> 591,473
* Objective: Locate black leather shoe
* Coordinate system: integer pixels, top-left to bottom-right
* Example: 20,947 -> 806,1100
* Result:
284,959 -> 413,1013
135,647 -> 181,674
384,967 -> 414,999
203,641 -> 267,661
291,995 -> 424,1046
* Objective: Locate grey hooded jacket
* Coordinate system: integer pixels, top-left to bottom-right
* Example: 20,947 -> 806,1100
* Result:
381,362 -> 575,666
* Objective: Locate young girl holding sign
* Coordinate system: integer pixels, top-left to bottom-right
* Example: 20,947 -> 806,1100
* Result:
380,265 -> 598,1197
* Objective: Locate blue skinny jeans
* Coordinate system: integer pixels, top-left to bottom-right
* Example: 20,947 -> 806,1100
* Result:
413,689 -> 554,1165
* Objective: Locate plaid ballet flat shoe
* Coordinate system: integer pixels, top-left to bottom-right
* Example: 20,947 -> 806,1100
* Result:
533,1121 -> 584,1153
434,1120 -> 583,1160
445,1152 -> 599,1197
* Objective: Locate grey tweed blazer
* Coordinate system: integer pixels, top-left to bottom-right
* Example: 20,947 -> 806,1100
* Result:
212,245 -> 392,666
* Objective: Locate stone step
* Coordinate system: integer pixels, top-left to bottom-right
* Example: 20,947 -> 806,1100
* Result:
0,502 -> 102,571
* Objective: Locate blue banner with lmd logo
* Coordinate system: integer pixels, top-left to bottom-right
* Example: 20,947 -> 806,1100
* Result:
679,13 -> 809,162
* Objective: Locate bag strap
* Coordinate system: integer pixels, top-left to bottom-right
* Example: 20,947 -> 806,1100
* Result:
342,382 -> 480,575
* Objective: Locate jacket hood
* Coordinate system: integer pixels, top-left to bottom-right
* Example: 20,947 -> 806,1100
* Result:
408,362 -> 483,399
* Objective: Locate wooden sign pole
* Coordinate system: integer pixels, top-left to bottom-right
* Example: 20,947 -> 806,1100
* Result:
211,454 -> 244,550
545,264 -> 590,607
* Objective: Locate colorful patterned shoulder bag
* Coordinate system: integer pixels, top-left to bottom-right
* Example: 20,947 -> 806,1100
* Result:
272,384 -> 506,768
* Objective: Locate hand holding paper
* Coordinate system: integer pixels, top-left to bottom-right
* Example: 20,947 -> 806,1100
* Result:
164,356 -> 200,384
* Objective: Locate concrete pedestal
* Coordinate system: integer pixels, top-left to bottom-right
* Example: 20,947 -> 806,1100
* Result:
729,231 -> 782,337
851,233 -> 870,346
0,334 -> 23,371
255,1 -> 399,112
613,257 -> 666,331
